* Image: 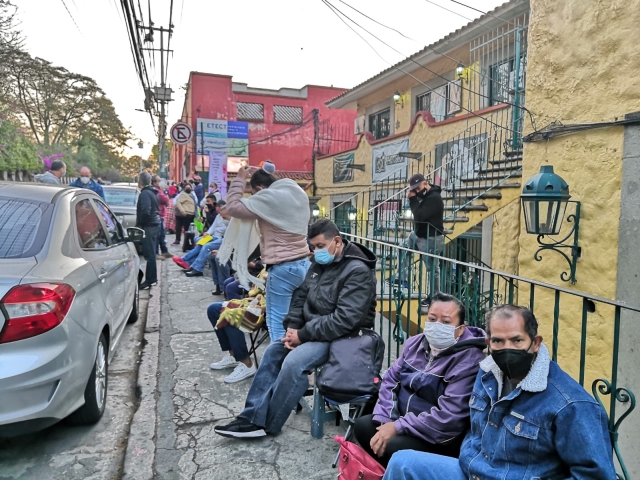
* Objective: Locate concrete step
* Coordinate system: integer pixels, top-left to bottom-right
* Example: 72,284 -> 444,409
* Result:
444,182 -> 521,193
461,172 -> 522,183
444,215 -> 469,223
477,165 -> 522,175
489,158 -> 522,166
444,204 -> 489,212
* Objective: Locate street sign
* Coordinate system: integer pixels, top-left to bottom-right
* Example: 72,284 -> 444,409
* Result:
170,122 -> 193,145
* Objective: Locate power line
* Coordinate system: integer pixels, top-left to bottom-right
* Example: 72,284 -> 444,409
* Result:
322,0 -> 532,135
424,0 -> 474,22
59,0 -> 83,36
449,0 -> 516,26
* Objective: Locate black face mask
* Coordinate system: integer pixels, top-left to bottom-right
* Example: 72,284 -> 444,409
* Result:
185,189 -> 192,194
417,188 -> 428,198
491,345 -> 536,379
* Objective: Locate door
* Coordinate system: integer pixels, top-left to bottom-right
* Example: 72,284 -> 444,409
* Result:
73,198 -> 126,340
93,199 -> 135,327
333,202 -> 351,234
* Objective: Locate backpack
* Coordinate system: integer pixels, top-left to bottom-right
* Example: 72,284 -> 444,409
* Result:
317,329 -> 385,403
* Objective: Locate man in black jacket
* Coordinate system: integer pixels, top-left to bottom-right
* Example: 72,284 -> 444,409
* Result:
398,173 -> 445,297
215,219 -> 377,439
137,171 -> 161,290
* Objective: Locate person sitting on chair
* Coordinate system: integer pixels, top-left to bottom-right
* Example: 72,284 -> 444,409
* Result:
214,219 -> 377,438
354,293 -> 486,467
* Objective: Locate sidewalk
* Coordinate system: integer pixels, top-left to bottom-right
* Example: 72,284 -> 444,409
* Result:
124,245 -> 343,480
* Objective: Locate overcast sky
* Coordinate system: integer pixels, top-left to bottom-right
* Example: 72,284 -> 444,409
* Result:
17,0 -> 506,158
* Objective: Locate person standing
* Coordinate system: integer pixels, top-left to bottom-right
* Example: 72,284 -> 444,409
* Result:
209,181 -> 222,202
152,175 -> 172,259
137,172 -> 161,290
193,175 -> 205,204
221,166 -> 311,342
69,166 -> 106,200
398,173 -> 444,296
173,183 -> 197,246
34,160 -> 66,185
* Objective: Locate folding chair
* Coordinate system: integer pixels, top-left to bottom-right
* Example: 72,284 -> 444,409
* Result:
247,322 -> 269,367
324,395 -> 374,468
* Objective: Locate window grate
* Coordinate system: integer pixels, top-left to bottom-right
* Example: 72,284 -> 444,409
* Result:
273,105 -> 303,124
237,102 -> 264,122
416,92 -> 431,114
369,108 -> 391,140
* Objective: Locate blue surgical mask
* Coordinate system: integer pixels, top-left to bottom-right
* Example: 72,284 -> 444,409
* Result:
314,239 -> 336,265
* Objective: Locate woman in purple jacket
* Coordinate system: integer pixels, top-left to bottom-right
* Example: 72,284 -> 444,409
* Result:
354,293 -> 486,467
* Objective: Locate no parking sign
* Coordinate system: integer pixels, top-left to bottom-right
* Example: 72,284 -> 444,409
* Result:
170,122 -> 193,145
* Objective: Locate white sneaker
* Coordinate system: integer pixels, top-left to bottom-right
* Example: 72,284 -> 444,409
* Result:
224,363 -> 257,384
210,353 -> 239,370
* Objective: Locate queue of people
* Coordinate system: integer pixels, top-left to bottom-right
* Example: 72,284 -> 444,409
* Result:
156,164 -> 616,480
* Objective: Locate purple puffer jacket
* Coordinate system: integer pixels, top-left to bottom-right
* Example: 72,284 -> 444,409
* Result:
372,326 -> 486,444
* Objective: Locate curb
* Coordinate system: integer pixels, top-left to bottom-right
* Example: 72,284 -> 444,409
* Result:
122,262 -> 162,480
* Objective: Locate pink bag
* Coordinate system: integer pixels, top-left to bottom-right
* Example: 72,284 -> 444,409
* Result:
334,436 -> 386,480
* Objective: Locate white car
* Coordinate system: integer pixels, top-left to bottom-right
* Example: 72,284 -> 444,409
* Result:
0,182 -> 142,435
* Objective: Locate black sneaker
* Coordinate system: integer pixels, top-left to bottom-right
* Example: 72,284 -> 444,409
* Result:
214,417 -> 266,438
139,281 -> 157,290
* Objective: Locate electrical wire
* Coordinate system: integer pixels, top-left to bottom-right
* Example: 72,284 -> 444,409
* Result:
449,0 -> 517,26
59,0 -> 83,35
336,0 -> 522,110
322,0 -> 531,136
424,0 -> 474,22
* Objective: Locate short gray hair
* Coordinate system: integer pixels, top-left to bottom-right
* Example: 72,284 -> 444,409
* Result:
50,160 -> 66,172
139,171 -> 152,186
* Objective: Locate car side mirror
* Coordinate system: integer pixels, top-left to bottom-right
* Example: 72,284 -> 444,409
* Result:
126,227 -> 145,243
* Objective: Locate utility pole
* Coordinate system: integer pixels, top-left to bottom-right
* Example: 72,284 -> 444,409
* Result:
140,22 -> 173,179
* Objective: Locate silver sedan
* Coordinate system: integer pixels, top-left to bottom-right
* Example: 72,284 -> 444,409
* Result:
0,182 -> 142,435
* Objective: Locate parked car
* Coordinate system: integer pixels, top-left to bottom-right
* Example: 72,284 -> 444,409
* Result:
103,184 -> 139,230
0,182 -> 143,436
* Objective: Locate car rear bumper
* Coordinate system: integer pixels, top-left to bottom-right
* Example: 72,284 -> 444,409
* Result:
0,318 -> 95,430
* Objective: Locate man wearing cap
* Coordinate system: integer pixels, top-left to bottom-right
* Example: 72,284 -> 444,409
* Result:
398,173 -> 444,297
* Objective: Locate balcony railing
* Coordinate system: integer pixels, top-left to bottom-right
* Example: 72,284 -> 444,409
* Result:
342,232 -> 637,480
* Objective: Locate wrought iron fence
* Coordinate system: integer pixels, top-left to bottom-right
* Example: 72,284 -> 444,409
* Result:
343,232 -> 636,480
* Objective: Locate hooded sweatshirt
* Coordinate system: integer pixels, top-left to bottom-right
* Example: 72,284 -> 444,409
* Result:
284,240 -> 377,343
373,326 -> 486,444
34,171 -> 62,185
409,184 -> 444,238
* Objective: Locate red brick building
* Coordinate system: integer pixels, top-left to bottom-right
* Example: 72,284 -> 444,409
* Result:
169,72 -> 357,188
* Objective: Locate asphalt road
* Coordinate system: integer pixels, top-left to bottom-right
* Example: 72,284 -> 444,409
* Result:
0,281 -> 153,480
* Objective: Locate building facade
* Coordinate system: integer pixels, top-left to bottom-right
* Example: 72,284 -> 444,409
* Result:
169,73 -> 357,186
315,0 -> 640,474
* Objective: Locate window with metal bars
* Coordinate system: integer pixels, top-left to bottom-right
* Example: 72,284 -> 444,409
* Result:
489,54 -> 527,106
273,105 -> 303,124
369,108 -> 391,140
237,102 -> 264,122
416,92 -> 431,115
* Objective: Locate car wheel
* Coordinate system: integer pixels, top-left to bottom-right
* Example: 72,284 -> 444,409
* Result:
65,333 -> 108,426
127,283 -> 139,324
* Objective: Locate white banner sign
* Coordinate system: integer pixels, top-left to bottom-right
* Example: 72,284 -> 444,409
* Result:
209,151 -> 228,199
372,138 -> 410,183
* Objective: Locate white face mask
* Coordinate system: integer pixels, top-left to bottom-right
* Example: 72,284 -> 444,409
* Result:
80,176 -> 90,185
424,322 -> 461,350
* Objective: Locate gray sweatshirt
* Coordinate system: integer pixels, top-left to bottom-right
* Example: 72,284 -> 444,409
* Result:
34,171 -> 62,185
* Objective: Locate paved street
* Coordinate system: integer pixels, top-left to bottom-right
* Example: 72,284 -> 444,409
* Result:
0,283 -> 153,480
124,244 -> 343,480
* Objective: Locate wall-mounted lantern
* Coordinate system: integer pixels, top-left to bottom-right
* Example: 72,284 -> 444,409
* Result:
520,165 -> 581,284
312,204 -> 320,218
402,203 -> 413,220
347,205 -> 357,222
456,63 -> 469,82
393,91 -> 404,107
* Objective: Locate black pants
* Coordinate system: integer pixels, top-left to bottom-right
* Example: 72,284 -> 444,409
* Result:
141,225 -> 160,284
353,414 -> 463,467
174,215 -> 194,244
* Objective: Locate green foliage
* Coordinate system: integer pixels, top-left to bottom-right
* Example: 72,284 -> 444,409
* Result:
0,116 -> 39,172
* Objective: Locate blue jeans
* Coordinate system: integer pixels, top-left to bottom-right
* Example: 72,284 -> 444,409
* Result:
224,278 -> 246,300
207,302 -> 249,362
182,243 -> 203,264
210,256 -> 231,286
157,219 -> 168,254
383,450 -> 465,480
191,239 -> 222,273
265,258 -> 310,341
239,340 -> 330,434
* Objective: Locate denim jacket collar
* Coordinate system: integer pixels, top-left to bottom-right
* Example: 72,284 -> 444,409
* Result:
479,343 -> 550,397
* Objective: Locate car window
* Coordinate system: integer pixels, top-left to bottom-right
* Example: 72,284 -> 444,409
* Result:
0,199 -> 44,258
103,188 -> 138,207
94,200 -> 125,245
75,199 -> 110,250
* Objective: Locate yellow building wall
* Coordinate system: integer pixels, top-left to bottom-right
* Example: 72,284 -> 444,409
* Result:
514,0 -> 640,388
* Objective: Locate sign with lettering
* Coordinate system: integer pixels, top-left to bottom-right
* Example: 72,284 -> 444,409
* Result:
196,118 -> 249,157
371,138 -> 410,183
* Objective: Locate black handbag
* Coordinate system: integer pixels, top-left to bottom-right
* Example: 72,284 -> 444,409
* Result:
317,329 -> 385,403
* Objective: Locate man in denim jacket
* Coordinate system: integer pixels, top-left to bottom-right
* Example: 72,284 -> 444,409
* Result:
384,304 -> 617,480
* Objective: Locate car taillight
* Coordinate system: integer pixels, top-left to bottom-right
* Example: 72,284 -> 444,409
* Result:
0,283 -> 76,344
